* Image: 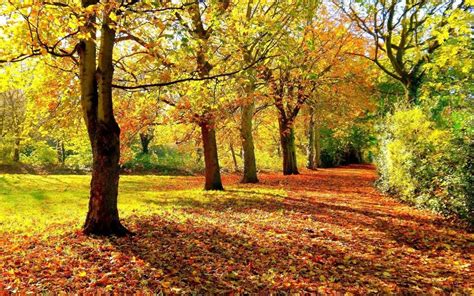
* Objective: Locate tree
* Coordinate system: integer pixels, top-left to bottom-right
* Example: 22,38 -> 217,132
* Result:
0,90 -> 26,162
78,0 -> 131,235
229,0 -> 300,183
338,0 -> 468,104
111,0 -> 269,190
263,9 -> 360,175
170,0 -> 230,190
0,0 -> 139,235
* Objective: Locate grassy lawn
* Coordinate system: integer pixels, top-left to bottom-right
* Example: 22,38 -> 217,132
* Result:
0,174 -> 286,234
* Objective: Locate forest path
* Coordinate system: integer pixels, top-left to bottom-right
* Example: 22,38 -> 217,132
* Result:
1,165 -> 472,294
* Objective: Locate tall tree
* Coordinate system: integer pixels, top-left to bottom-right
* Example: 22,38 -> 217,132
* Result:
338,0 -> 467,104
80,0 -> 130,235
0,90 -> 26,162
176,0 -> 227,190
0,0 -> 141,235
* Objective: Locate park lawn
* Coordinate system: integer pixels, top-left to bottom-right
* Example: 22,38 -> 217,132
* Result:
0,174 -> 285,234
0,166 -> 473,294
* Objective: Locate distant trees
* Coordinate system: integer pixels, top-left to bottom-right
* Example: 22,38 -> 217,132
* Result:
0,90 -> 26,162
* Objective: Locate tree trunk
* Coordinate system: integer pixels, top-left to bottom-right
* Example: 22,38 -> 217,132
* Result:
80,2 -> 129,236
13,137 -> 20,162
139,132 -> 153,154
200,122 -> 224,190
57,140 -> 66,165
240,47 -> 259,183
307,109 -> 321,170
240,100 -> 258,183
279,121 -> 299,175
229,142 -> 239,172
84,120 -> 127,235
404,74 -> 422,105
315,127 -> 321,167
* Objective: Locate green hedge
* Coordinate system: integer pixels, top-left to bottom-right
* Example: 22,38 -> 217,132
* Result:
376,107 -> 473,223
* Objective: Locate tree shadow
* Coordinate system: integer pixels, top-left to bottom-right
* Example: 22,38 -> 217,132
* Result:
142,186 -> 471,254
105,215 -> 471,293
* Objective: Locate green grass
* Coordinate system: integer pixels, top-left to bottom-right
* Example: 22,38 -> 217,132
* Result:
0,174 -> 286,235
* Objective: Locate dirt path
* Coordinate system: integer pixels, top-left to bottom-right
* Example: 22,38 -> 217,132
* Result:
1,165 -> 472,294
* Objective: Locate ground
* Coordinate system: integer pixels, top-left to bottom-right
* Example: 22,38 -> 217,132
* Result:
0,165 -> 472,294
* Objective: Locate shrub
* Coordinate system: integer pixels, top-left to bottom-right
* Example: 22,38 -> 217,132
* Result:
376,107 -> 473,223
123,145 -> 200,174
23,141 -> 58,166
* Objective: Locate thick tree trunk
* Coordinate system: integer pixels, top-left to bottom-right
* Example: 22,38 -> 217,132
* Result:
139,132 -> 153,154
279,122 -> 299,175
200,122 -> 224,190
84,120 -> 127,235
404,74 -> 422,105
80,2 -> 129,236
240,100 -> 258,183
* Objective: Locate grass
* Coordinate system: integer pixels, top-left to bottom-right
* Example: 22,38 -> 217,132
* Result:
0,174 -> 286,235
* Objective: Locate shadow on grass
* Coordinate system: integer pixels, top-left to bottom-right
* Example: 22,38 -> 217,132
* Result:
30,191 -> 46,201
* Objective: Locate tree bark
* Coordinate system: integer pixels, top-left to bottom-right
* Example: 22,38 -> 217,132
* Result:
13,137 -> 20,162
240,47 -> 259,183
229,142 -> 239,172
240,99 -> 258,183
279,121 -> 299,175
139,132 -> 153,154
56,140 -> 66,165
404,76 -> 422,105
307,109 -> 321,170
80,1 -> 129,236
187,0 -> 225,190
200,122 -> 224,190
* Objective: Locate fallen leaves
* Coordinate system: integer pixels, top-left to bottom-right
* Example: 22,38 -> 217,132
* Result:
0,165 -> 473,294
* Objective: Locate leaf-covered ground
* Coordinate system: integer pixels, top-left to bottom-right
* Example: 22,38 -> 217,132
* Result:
0,165 -> 473,294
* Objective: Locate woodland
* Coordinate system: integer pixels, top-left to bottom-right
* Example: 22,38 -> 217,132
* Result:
0,0 -> 473,294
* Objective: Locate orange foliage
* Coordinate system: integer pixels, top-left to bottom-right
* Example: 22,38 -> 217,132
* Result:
1,166 -> 472,294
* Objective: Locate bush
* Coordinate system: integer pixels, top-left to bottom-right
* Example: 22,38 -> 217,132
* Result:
123,145 -> 199,174
23,141 -> 58,166
376,107 -> 473,223
65,154 -> 91,170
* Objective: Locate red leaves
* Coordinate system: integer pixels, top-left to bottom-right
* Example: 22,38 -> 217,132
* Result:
0,165 -> 473,293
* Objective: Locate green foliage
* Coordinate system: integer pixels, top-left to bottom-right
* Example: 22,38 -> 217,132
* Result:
320,128 -> 345,167
23,141 -> 58,166
376,107 -> 473,223
123,145 -> 199,174
320,124 -> 376,168
65,153 -> 91,170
